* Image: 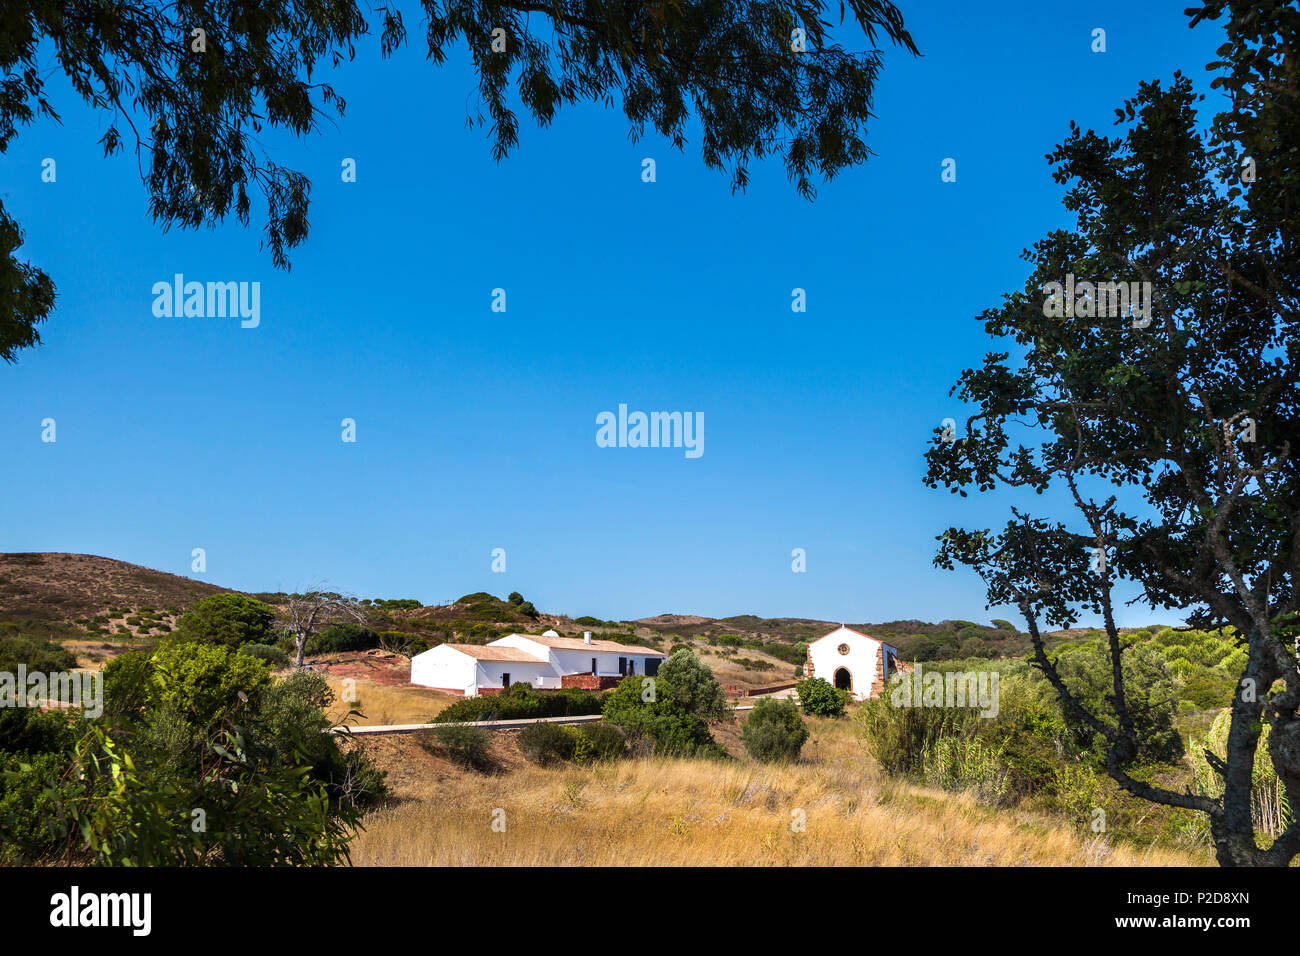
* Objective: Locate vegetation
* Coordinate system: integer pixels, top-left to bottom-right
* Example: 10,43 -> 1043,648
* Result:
602,675 -> 724,758
0,634 -> 385,864
305,622 -> 381,655
170,593 -> 277,649
656,648 -> 730,722
421,724 -> 492,771
860,662 -> 1200,843
923,1 -> 1300,866
518,722 -> 578,766
238,643 -> 290,669
741,698 -> 809,763
0,631 -> 76,674
517,721 -> 629,767
796,677 -> 848,717
433,684 -> 607,723
351,714 -> 1201,866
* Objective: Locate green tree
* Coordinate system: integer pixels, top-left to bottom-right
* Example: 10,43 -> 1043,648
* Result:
741,697 -> 809,762
924,2 -> 1300,866
602,675 -> 720,756
656,648 -> 729,722
173,593 -> 277,649
1,0 -> 917,363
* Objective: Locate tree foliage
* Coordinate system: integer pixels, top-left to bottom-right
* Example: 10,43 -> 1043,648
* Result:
0,0 -> 917,362
924,1 -> 1300,866
655,647 -> 729,722
173,593 -> 277,650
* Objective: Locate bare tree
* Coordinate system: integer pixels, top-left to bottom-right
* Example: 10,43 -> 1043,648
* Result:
281,590 -> 367,669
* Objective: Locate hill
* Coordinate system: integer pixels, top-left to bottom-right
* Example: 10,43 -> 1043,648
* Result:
0,552 -> 1163,676
0,553 -> 228,637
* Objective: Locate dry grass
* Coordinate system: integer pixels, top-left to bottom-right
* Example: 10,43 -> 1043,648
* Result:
350,716 -> 1206,867
325,677 -> 457,726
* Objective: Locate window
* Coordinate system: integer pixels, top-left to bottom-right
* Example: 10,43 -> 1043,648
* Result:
646,658 -> 660,677
591,657 -> 597,675
501,673 -> 510,688
618,657 -> 627,675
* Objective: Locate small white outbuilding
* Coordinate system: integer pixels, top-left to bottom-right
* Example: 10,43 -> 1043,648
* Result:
805,625 -> 899,701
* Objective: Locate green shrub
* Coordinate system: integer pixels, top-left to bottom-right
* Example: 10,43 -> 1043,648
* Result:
572,722 -> 627,763
172,593 -> 277,649
238,643 -> 290,669
796,677 -> 848,717
423,724 -> 492,770
1053,642 -> 1184,764
149,642 -> 273,726
518,721 -> 577,765
1,651 -> 385,865
741,698 -> 809,763
306,622 -> 381,655
434,685 -> 607,723
0,633 -> 76,674
602,675 -> 722,757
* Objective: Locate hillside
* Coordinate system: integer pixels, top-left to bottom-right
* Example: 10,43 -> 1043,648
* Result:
0,553 -> 226,633
0,552 -> 1163,678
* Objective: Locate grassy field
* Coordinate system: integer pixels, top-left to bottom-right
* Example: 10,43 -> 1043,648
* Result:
325,676 -> 457,726
349,712 -> 1207,866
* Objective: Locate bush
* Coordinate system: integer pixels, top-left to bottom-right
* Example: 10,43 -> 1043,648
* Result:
434,685 -> 606,723
238,643 -> 290,669
1053,642 -> 1184,764
306,622 -> 380,655
0,632 -> 77,674
518,721 -> 577,765
741,698 -> 809,763
796,677 -> 848,717
1,648 -> 386,865
573,722 -> 627,763
602,675 -> 722,757
423,724 -> 492,770
172,593 -> 277,649
149,642 -> 273,726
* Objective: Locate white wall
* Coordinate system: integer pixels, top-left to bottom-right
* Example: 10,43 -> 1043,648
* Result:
475,660 -> 558,692
809,631 -> 881,701
550,648 -> 660,676
410,645 -> 477,695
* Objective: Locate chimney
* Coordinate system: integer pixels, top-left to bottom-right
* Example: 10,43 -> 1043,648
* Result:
583,631 -> 592,645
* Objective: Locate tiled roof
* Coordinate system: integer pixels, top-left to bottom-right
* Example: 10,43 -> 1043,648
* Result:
502,634 -> 666,657
443,644 -> 549,663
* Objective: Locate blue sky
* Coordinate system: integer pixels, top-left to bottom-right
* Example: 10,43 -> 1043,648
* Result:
0,1 -> 1226,626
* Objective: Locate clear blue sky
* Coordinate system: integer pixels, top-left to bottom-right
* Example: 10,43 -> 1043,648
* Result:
0,1 -> 1226,626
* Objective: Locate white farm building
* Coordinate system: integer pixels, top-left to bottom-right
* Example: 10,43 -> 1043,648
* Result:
410,630 -> 667,696
805,625 -> 900,701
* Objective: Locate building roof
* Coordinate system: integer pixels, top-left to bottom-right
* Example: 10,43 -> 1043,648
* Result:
811,624 -> 897,651
442,644 -> 548,663
498,633 -> 667,657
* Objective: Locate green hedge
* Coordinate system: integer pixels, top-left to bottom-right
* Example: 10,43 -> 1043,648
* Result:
433,684 -> 608,723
